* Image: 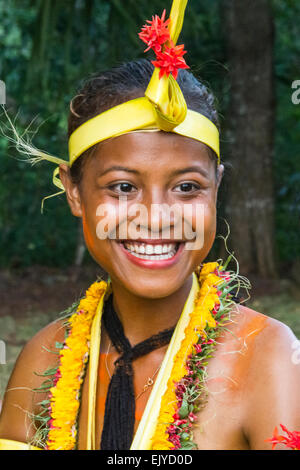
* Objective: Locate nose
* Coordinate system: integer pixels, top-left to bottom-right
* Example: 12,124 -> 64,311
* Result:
127,188 -> 180,239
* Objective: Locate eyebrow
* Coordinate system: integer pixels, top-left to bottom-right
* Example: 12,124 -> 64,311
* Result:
170,166 -> 209,178
98,165 -> 209,178
99,165 -> 139,177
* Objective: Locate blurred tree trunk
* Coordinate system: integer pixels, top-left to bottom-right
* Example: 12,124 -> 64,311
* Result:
222,0 -> 277,278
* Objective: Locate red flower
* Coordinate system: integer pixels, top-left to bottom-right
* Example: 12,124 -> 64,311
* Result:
219,270 -> 231,282
194,343 -> 202,354
266,425 -> 300,450
174,418 -> 187,426
138,9 -> 171,53
175,383 -> 186,397
188,412 -> 198,423
168,433 -> 181,448
152,43 -> 189,80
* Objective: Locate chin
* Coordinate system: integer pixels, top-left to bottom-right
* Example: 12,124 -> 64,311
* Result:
118,276 -> 189,300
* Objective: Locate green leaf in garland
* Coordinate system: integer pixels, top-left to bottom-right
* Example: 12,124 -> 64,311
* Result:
181,440 -> 197,450
178,399 -> 189,418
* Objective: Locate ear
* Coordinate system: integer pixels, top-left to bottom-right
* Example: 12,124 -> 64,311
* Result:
59,164 -> 82,217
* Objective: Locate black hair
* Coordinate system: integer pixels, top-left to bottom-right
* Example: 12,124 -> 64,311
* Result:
68,58 -> 220,184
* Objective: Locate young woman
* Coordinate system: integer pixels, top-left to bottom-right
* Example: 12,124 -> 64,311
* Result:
0,2 -> 299,451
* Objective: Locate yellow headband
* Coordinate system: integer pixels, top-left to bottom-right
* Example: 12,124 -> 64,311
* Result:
69,0 -> 220,167
68,96 -> 220,166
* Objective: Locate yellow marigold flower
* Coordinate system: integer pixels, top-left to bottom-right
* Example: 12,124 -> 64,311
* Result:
151,265 -> 223,450
46,280 -> 108,450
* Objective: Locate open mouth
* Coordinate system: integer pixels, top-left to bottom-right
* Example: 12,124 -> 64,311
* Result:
119,240 -> 182,261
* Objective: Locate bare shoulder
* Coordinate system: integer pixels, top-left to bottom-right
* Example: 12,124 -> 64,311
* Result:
231,303 -> 300,449
231,303 -> 298,363
223,302 -> 300,394
194,302 -> 300,449
0,318 -> 67,443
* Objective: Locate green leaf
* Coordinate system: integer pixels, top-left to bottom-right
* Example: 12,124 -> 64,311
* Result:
180,440 -> 197,450
178,400 -> 189,419
38,399 -> 50,407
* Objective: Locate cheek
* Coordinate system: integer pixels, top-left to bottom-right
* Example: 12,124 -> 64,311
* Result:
203,201 -> 217,238
82,208 -> 97,255
81,202 -> 122,262
180,199 -> 216,267
186,199 -> 216,244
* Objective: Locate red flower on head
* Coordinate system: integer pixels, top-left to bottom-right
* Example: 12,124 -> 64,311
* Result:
138,9 -> 171,53
152,43 -> 189,80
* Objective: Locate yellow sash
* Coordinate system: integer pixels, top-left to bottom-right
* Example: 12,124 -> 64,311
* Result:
0,438 -> 41,450
86,272 -> 200,450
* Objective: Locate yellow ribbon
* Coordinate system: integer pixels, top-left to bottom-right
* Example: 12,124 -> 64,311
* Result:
169,0 -> 188,45
145,0 -> 188,131
41,166 -> 66,214
85,273 -> 200,450
0,438 -> 42,450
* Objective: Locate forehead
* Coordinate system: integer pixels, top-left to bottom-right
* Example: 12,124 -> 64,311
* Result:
86,131 -> 214,175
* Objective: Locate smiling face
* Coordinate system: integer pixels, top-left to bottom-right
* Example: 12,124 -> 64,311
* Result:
60,131 -> 223,299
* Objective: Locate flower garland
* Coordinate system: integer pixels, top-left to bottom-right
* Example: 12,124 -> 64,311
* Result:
32,258 -> 238,450
45,281 -> 107,450
25,258 -> 300,451
150,262 -> 233,450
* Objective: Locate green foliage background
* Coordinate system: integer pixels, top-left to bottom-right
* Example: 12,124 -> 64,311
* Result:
0,0 -> 299,270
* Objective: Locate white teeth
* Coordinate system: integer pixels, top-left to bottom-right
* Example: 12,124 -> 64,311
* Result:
129,250 -> 177,260
122,241 -> 179,259
139,244 -> 145,254
145,245 -> 154,255
154,245 -> 162,254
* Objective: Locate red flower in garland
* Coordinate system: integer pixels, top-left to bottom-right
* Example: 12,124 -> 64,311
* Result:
138,9 -> 171,53
266,424 -> 300,450
152,42 -> 189,80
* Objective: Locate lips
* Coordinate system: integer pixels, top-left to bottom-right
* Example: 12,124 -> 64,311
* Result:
116,239 -> 185,268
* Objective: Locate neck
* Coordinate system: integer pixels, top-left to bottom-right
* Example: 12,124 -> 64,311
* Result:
101,274 -> 193,350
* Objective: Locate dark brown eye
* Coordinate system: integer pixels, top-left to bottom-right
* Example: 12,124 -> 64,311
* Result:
108,182 -> 137,193
119,183 -> 134,192
174,182 -> 201,193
